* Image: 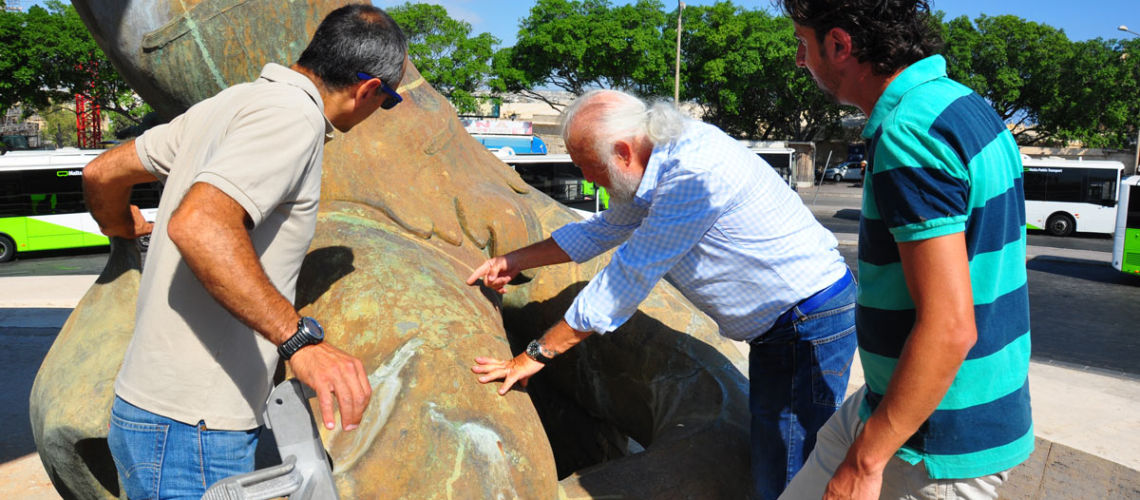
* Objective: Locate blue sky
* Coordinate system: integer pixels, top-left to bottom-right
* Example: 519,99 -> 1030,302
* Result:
369,0 -> 1138,46
21,0 -> 1139,44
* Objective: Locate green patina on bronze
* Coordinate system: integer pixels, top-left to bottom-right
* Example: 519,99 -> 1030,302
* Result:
32,1 -> 752,498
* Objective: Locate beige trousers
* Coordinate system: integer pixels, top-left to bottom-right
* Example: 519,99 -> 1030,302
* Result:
778,387 -> 1009,500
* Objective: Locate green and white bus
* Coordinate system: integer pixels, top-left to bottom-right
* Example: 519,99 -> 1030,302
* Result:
1022,159 -> 1124,236
0,149 -> 161,262
1112,175 -> 1140,275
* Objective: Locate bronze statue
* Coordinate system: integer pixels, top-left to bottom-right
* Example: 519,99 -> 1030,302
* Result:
30,1 -> 751,497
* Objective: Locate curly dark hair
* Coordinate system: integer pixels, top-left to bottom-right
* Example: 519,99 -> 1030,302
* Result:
776,0 -> 942,75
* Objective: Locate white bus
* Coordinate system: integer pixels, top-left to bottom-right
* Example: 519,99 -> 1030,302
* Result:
498,148 -> 799,217
0,148 -> 161,261
1022,158 -> 1124,236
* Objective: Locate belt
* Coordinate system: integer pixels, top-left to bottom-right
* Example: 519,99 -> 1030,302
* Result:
772,268 -> 854,328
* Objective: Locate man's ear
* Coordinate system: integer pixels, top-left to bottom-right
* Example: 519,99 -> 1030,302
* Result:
612,140 -> 633,169
826,27 -> 855,62
353,78 -> 379,106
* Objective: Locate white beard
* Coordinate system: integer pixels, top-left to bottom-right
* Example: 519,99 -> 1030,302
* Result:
606,163 -> 643,206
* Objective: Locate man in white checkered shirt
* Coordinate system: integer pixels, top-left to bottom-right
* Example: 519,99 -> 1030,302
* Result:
467,89 -> 856,499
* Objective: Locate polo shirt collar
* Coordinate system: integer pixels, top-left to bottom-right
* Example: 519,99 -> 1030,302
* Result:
862,55 -> 947,139
257,63 -> 336,141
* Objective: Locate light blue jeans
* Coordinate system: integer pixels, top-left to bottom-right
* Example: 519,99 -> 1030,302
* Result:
749,277 -> 858,499
107,396 -> 260,500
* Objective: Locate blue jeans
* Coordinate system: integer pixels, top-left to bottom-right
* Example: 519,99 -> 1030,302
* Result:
749,277 -> 857,500
107,396 -> 260,500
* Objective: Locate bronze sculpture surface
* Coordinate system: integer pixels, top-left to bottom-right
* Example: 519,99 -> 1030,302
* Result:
30,1 -> 752,497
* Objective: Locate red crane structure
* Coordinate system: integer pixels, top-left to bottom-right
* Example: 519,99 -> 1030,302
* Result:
75,59 -> 102,148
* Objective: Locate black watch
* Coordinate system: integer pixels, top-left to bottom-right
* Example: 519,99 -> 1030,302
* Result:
278,317 -> 325,360
525,339 -> 556,364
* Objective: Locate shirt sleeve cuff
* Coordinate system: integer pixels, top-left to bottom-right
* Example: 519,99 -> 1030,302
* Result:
890,218 -> 966,242
192,171 -> 266,227
134,135 -> 163,180
563,296 -> 620,334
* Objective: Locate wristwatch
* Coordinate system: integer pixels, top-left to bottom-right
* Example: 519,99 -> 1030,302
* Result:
278,316 -> 325,360
525,339 -> 556,364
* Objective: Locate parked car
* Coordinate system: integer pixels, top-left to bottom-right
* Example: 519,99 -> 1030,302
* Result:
822,160 -> 866,182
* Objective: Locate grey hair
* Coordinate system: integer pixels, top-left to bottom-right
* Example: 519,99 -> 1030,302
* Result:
560,89 -> 687,162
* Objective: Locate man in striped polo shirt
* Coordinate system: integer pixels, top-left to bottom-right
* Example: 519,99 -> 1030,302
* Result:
776,1 -> 1033,499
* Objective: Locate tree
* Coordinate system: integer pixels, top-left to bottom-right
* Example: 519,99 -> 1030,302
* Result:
0,1 -> 146,126
942,14 -> 1138,148
1039,38 -> 1138,148
942,15 -> 1074,145
501,0 -> 670,109
388,3 -> 499,114
679,2 -> 844,140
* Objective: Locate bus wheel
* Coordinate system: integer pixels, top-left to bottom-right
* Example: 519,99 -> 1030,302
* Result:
0,235 -> 15,263
1046,213 -> 1075,237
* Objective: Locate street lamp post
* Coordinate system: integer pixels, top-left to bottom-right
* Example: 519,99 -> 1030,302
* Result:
1121,25 -> 1140,172
674,1 -> 685,105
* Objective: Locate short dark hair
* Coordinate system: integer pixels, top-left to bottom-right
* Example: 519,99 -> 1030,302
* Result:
297,5 -> 408,91
778,0 -> 942,75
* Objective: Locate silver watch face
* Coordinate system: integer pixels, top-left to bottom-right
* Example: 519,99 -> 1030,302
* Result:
300,316 -> 324,341
526,340 -> 550,362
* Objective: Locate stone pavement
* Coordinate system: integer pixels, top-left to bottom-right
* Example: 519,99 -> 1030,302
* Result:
2,240 -> 1139,498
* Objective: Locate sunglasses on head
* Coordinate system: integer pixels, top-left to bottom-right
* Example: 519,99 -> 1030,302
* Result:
356,72 -> 402,110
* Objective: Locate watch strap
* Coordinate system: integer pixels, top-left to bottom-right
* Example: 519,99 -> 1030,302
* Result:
525,339 -> 556,364
278,317 -> 322,360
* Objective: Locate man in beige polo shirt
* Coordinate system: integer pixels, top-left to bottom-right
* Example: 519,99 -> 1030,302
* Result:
81,5 -> 407,499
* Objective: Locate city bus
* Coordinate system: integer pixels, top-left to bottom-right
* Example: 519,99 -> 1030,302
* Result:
497,147 -> 799,217
1112,175 -> 1140,275
1022,158 -> 1124,236
497,154 -> 604,217
0,149 -> 161,262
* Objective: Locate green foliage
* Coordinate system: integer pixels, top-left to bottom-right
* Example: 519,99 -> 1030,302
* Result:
502,0 -> 844,138
38,103 -> 79,149
943,14 -> 1139,148
388,2 -> 499,114
505,0 -> 670,98
0,1 -> 146,125
679,2 -> 843,140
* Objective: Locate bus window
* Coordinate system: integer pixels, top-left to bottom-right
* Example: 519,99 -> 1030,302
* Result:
1085,170 -> 1118,206
1046,168 -> 1083,202
1023,170 -> 1048,201
1130,185 -> 1140,229
0,178 -> 25,217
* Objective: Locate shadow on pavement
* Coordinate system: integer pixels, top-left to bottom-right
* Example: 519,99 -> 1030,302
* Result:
1027,257 -> 1140,286
1,308 -> 70,463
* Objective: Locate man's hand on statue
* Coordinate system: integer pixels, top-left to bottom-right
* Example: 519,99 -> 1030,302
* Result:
465,255 -> 520,294
289,343 -> 373,431
471,353 -> 545,395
